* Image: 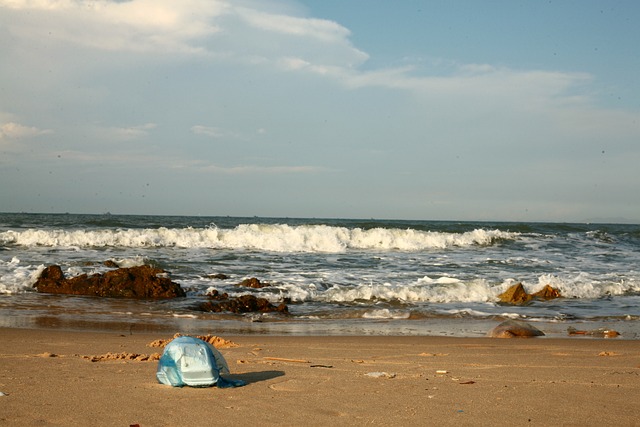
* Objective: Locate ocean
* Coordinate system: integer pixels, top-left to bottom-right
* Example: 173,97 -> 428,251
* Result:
1,213 -> 639,338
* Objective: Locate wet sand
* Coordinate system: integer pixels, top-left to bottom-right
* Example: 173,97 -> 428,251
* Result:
1,327 -> 639,426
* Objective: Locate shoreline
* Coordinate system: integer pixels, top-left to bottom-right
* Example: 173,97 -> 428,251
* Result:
1,326 -> 639,426
2,314 -> 637,340
1,304 -> 636,340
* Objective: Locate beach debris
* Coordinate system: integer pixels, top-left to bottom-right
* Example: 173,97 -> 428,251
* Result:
419,352 -> 448,357
459,380 -> 476,385
195,290 -> 289,315
310,364 -> 334,368
487,320 -> 545,338
436,370 -> 449,375
83,352 -> 161,362
157,336 -> 245,388
568,327 -> 620,338
264,357 -> 310,363
598,351 -> 618,357
148,333 -> 239,349
0,392 -> 7,397
33,265 -> 186,299
366,372 -> 396,378
498,283 -> 561,305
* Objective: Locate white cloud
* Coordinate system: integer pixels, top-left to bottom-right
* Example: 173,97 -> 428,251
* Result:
1,0 -> 368,70
191,125 -> 227,138
174,161 -> 323,175
209,164 -> 322,174
191,125 -> 242,140
236,6 -> 351,43
0,0 -> 227,54
233,5 -> 368,66
2,1 -> 634,147
279,57 -> 312,71
0,121 -> 53,139
8,0 -> 578,107
29,148 -> 324,176
109,123 -> 157,141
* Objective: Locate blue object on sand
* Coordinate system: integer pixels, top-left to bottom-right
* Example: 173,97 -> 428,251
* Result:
156,336 -> 245,388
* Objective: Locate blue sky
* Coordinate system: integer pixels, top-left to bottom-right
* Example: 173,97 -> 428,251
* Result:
1,0 -> 639,222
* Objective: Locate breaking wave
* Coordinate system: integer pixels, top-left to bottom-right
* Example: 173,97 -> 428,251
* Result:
1,224 -> 516,253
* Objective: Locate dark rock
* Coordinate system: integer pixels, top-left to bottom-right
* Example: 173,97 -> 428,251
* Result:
208,273 -> 229,280
236,277 -> 270,288
197,292 -> 288,314
206,289 -> 229,300
37,264 -> 66,283
103,260 -> 119,268
487,320 -> 545,338
34,265 -> 186,299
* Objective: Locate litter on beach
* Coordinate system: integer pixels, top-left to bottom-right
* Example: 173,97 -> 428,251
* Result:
156,336 -> 245,388
366,372 -> 397,378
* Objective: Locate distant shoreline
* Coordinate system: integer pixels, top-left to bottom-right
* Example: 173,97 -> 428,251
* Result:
2,211 -> 639,225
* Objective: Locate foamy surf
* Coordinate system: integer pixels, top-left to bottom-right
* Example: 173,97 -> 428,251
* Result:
1,224 -> 516,252
1,213 -> 639,337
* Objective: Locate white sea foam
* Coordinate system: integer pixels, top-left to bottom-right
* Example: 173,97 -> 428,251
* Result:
0,258 -> 44,294
499,312 -> 527,319
362,309 -> 410,319
510,274 -> 640,299
442,308 -> 493,317
110,256 -> 147,268
319,279 -> 497,304
1,225 -> 517,253
303,273 -> 640,305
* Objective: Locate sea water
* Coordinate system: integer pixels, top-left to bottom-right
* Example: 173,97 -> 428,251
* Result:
1,213 -> 639,338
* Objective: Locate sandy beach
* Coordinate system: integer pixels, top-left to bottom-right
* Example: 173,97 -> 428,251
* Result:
1,327 -> 639,426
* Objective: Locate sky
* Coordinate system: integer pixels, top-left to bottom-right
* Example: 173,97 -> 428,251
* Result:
1,0 -> 639,223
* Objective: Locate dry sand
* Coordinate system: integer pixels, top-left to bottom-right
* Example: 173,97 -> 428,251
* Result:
1,327 -> 639,426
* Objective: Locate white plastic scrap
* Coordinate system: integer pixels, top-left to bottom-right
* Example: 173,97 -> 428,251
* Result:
366,371 -> 397,378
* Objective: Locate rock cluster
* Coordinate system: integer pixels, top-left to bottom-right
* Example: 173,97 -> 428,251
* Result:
497,283 -> 561,305
196,289 -> 288,314
33,265 -> 186,299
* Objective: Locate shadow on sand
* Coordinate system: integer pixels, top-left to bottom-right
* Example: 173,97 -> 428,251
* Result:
227,370 -> 285,385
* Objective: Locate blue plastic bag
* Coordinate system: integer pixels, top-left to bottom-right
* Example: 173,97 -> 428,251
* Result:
156,336 -> 245,388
